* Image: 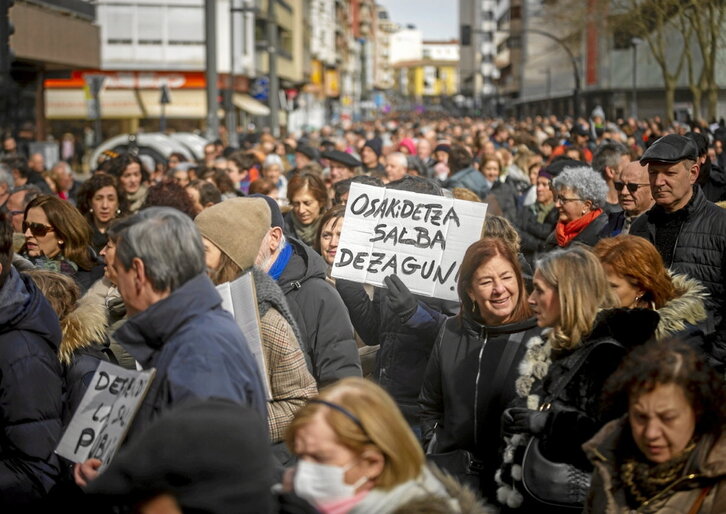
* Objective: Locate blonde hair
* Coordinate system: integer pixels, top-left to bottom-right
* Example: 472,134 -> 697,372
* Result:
285,378 -> 424,490
451,187 -> 481,203
536,245 -> 617,350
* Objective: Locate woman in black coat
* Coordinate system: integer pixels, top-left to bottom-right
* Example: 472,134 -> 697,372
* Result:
419,237 -> 541,500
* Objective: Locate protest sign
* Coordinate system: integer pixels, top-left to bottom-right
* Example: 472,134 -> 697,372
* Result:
55,361 -> 155,471
217,271 -> 271,400
332,183 -> 487,301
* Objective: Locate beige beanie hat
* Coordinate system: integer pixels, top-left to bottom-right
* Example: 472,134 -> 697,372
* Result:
194,197 -> 271,271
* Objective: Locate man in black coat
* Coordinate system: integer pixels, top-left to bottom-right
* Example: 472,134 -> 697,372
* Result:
631,134 -> 726,369
250,195 -> 362,387
0,213 -> 64,505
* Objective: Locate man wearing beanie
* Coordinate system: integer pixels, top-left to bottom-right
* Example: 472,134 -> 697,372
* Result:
194,198 -> 317,456
250,194 -> 362,388
361,138 -> 385,178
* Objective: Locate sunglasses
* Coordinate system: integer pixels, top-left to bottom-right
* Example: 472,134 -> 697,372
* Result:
614,182 -> 650,194
23,221 -> 54,237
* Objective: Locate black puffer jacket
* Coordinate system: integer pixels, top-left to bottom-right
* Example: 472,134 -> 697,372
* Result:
278,238 -> 361,387
0,269 -> 63,505
419,314 -> 540,496
630,186 -> 726,367
336,279 -> 458,425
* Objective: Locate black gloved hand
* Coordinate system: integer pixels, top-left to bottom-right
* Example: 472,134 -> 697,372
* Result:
384,274 -> 418,323
501,407 -> 549,437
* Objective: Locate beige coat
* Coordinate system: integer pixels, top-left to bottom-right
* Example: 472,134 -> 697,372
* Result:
583,418 -> 726,513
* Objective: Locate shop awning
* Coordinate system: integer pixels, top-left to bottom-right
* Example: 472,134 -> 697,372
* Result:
233,94 -> 270,116
45,89 -> 143,119
138,89 -> 207,119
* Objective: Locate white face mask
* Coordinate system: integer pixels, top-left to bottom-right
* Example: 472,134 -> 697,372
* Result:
294,458 -> 368,505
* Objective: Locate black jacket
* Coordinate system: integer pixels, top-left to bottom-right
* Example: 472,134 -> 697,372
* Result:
630,186 -> 726,367
336,279 -> 458,425
419,314 -> 540,493
543,210 -> 609,251
485,179 -> 520,223
516,203 -> 558,264
278,238 -> 361,387
0,269 -> 63,505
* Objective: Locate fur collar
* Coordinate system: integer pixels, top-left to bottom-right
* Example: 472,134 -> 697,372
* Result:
655,273 -> 707,340
59,295 -> 109,365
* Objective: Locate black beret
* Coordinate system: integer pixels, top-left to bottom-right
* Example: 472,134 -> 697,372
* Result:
321,150 -> 362,169
295,144 -> 319,161
640,134 -> 699,164
433,144 -> 451,154
540,158 -> 588,179
248,193 -> 284,228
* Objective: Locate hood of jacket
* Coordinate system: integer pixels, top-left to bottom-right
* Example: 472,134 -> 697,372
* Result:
278,237 -> 327,294
654,272 -> 708,340
59,294 -> 109,365
251,266 -> 304,349
115,273 -> 221,366
587,308 -> 660,348
0,267 -> 61,352
584,417 -> 726,481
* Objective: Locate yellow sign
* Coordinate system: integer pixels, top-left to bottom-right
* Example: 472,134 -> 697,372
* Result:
324,69 -> 340,97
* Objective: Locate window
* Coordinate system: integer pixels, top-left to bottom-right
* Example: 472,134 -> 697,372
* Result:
167,6 -> 204,45
105,6 -> 133,44
138,6 -> 163,45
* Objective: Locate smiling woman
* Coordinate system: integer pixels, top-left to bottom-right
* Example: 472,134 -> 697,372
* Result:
76,173 -> 128,253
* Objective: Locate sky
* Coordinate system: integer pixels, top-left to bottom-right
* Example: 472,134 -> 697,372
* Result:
378,0 -> 458,41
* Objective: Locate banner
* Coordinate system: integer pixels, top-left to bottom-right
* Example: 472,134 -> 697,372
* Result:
55,362 -> 155,471
332,184 -> 487,301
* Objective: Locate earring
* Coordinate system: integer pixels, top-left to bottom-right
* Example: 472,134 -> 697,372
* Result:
58,240 -> 64,245
471,302 -> 476,313
89,208 -> 94,213
116,208 -> 121,215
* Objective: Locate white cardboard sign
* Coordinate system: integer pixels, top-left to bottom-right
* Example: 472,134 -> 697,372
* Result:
332,183 -> 487,301
55,361 -> 155,471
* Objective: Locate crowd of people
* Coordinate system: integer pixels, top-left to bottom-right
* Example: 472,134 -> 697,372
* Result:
1,111 -> 726,513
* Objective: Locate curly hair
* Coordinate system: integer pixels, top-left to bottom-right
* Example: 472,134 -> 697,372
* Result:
602,339 -> 726,438
140,181 -> 197,219
76,173 -> 128,222
552,166 -> 609,209
593,235 -> 676,309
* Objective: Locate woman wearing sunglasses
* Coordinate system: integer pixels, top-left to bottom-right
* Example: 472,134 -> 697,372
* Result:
544,165 -> 610,250
21,195 -> 104,292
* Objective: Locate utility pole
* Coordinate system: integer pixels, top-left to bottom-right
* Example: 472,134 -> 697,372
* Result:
204,0 -> 219,141
267,0 -> 279,137
225,0 -> 240,148
0,0 -> 15,131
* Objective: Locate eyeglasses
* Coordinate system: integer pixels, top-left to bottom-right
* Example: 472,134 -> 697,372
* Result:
555,195 -> 584,204
23,221 -> 54,237
614,181 -> 650,194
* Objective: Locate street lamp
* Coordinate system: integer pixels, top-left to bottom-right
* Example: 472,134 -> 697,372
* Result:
631,37 -> 643,120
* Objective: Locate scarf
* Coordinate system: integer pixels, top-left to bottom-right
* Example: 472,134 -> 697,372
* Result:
29,253 -> 79,275
290,214 -> 321,247
268,243 -> 293,281
535,202 -> 555,224
555,208 -> 603,247
125,184 -> 149,214
621,440 -> 697,510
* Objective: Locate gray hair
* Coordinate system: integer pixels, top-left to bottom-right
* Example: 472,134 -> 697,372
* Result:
0,164 -> 13,189
592,142 -> 628,175
552,166 -> 609,209
263,154 -> 283,170
114,207 -> 205,293
10,184 -> 41,209
387,152 -> 408,168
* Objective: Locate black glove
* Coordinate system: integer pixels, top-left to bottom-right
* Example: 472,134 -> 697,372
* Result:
384,275 -> 418,323
501,407 -> 549,437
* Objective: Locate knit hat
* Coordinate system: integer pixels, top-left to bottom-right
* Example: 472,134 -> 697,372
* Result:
248,193 -> 284,228
363,138 -> 382,157
398,138 -> 416,155
194,197 -> 271,271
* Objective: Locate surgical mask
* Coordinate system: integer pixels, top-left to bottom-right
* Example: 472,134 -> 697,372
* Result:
294,459 -> 368,505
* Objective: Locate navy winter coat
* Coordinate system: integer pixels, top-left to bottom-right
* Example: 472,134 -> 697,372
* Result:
0,268 -> 63,505
116,273 -> 268,443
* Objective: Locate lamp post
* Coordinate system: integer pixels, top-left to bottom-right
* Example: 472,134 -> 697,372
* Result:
631,37 -> 643,120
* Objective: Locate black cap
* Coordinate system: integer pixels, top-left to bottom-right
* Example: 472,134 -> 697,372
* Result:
433,144 -> 451,154
295,144 -> 319,161
640,134 -> 699,164
321,150 -> 362,169
86,399 -> 273,513
248,193 -> 284,228
540,158 -> 588,179
363,138 -> 382,157
572,124 -> 590,137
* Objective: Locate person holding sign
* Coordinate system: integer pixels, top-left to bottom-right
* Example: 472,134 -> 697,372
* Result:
0,213 -> 64,506
74,208 -> 267,488
195,198 -> 318,448
418,237 -> 541,499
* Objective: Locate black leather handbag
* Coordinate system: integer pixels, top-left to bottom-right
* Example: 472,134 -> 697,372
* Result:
520,339 -> 622,510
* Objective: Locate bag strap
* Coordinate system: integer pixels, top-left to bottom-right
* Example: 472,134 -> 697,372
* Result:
542,338 -> 622,409
474,328 -> 527,451
687,485 -> 712,514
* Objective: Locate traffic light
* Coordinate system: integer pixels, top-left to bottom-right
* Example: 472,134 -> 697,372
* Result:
0,0 -> 15,75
